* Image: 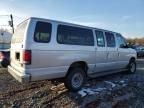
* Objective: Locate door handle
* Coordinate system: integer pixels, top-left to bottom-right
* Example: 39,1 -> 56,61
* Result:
107,52 -> 109,57
118,53 -> 120,56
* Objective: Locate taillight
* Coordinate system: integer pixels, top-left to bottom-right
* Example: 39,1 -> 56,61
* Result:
23,50 -> 31,64
0,52 -> 5,59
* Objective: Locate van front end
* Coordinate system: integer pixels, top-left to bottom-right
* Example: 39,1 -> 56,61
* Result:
8,65 -> 31,83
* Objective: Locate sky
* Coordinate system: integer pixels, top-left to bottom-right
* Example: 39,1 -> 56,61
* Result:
0,0 -> 144,38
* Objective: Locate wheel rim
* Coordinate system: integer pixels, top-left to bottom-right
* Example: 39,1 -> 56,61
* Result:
130,62 -> 135,72
71,73 -> 83,89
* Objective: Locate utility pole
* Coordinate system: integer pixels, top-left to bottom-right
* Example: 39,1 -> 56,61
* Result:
0,14 -> 14,33
9,14 -> 14,34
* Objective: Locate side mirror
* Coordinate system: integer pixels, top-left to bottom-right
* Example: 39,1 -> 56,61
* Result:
120,44 -> 128,48
120,44 -> 124,48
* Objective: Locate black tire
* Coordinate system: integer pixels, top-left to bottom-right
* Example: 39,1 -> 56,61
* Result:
127,59 -> 136,74
64,67 -> 86,91
1,59 -> 9,68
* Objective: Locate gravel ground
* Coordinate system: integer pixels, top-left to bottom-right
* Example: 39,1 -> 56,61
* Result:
0,59 -> 144,108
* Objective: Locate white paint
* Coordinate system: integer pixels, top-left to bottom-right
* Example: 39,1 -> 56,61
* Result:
78,80 -> 129,97
78,90 -> 87,97
104,81 -> 116,88
120,80 -> 125,84
92,87 -> 107,92
83,88 -> 95,95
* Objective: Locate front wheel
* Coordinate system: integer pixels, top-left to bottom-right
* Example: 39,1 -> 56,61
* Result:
127,59 -> 136,74
64,68 -> 86,91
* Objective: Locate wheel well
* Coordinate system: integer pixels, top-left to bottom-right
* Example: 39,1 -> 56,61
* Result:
66,61 -> 88,76
130,57 -> 136,62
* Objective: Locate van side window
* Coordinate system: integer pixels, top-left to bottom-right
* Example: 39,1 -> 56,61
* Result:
57,25 -> 94,46
116,34 -> 127,47
95,30 -> 105,47
34,21 -> 52,43
105,32 -> 116,47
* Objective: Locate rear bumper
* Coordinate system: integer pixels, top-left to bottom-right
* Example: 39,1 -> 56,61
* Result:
8,66 -> 31,83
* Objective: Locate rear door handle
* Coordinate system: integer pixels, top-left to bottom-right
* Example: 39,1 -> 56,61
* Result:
118,53 -> 120,56
107,52 -> 109,57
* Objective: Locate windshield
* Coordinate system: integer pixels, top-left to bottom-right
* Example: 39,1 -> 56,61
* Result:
11,20 -> 28,43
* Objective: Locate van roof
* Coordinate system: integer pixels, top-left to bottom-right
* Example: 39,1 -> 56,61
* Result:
19,17 -> 121,35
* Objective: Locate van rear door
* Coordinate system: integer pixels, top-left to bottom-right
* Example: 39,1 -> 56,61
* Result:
10,20 -> 29,70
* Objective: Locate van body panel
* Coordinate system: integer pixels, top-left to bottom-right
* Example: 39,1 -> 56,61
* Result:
94,47 -> 108,72
106,47 -> 119,70
29,49 -> 95,79
10,19 -> 30,74
117,48 -> 130,68
8,17 -> 137,83
8,65 -> 30,82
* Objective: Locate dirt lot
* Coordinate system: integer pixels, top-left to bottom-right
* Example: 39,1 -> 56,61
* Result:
0,59 -> 144,108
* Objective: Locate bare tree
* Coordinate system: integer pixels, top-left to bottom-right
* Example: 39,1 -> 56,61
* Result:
127,37 -> 144,45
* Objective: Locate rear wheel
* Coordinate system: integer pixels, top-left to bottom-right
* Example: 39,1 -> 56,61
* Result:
64,67 -> 86,91
1,59 -> 9,68
127,59 -> 136,74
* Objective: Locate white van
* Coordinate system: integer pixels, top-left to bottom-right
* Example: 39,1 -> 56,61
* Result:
8,17 -> 137,91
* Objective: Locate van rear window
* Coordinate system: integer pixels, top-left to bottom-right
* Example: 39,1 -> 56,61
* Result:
34,21 -> 52,43
11,20 -> 28,43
